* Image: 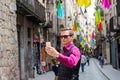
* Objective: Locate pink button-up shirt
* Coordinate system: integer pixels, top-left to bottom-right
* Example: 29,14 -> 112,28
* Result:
57,42 -> 81,68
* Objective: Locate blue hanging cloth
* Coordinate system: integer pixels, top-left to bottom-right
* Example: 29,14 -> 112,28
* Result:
57,2 -> 64,19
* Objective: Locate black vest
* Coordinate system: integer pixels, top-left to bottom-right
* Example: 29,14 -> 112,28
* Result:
58,46 -> 80,80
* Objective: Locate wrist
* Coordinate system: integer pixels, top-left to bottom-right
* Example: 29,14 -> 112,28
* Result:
56,53 -> 60,58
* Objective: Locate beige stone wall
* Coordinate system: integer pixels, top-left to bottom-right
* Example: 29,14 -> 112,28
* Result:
0,0 -> 19,80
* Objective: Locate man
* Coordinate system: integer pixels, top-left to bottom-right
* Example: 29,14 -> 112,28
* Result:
80,54 -> 86,72
45,27 -> 81,80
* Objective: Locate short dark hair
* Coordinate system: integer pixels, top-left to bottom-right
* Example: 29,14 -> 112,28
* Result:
60,27 -> 74,36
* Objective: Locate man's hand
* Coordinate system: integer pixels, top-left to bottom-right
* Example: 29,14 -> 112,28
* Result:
45,46 -> 59,58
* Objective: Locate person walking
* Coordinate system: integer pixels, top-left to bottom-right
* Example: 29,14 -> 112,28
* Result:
98,53 -> 104,68
86,55 -> 90,66
45,27 -> 81,80
81,54 -> 87,72
52,59 -> 59,80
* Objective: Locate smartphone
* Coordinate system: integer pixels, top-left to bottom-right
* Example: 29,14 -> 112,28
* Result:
46,42 -> 51,47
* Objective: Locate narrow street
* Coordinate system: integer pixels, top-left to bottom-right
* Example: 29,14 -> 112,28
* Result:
30,58 -> 109,80
79,58 -> 108,80
1,0 -> 120,80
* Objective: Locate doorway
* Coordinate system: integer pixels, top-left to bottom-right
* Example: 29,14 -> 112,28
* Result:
17,24 -> 21,80
117,38 -> 120,69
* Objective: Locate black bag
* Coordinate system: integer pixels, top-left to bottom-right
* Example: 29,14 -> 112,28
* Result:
71,74 -> 79,80
68,46 -> 81,80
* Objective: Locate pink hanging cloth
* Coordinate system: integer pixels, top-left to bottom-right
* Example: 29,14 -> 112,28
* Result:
102,0 -> 111,9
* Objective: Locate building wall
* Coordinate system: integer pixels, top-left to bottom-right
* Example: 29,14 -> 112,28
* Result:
17,14 -> 38,79
109,0 -> 118,69
0,0 -> 19,80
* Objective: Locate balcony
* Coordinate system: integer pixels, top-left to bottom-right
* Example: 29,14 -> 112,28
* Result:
17,0 -> 46,23
109,16 -> 120,32
117,0 -> 120,16
39,21 -> 52,28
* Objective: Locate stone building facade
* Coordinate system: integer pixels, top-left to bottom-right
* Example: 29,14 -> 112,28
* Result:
0,0 -> 19,80
0,0 -> 46,80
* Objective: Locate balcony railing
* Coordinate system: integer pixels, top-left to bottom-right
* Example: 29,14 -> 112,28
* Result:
109,16 -> 120,32
117,0 -> 120,16
35,0 -> 45,20
17,0 -> 46,23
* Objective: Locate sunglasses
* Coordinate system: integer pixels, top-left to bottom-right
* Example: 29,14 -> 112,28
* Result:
60,35 -> 71,39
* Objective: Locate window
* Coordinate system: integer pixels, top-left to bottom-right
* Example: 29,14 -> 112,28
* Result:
27,28 -> 31,38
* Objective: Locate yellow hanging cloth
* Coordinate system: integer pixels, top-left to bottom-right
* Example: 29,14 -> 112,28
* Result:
85,0 -> 91,8
72,25 -> 77,32
77,0 -> 85,7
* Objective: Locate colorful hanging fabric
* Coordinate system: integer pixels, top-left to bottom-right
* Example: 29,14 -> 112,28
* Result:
98,22 -> 103,31
77,0 -> 84,7
92,32 -> 95,39
84,42 -> 88,48
81,41 -> 84,48
79,37 -> 83,42
72,25 -> 77,32
91,39 -> 94,46
95,9 -> 102,25
88,48 -> 91,53
102,0 -> 111,9
57,2 -> 64,19
77,0 -> 91,9
72,19 -> 78,32
83,36 -> 87,41
98,9 -> 101,24
95,10 -> 99,25
95,9 -> 103,31
84,0 -> 91,8
77,26 -> 81,33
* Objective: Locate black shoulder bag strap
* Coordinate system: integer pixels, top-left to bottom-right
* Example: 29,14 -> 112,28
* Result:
66,46 -> 75,56
66,46 -> 81,72
66,46 -> 80,80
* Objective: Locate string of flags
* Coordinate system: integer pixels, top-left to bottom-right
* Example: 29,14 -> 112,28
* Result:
72,19 -> 81,32
57,1 -> 64,19
102,0 -> 111,10
77,0 -> 91,9
95,9 -> 103,31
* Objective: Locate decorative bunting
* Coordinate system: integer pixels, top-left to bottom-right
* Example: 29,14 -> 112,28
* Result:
57,2 -> 64,19
98,22 -> 103,31
72,19 -> 81,32
83,37 -> 87,41
92,32 -> 95,39
84,0 -> 91,8
95,9 -> 103,31
77,0 -> 84,8
95,10 -> 99,25
77,26 -> 81,33
72,19 -> 77,31
102,0 -> 111,9
79,37 -> 83,42
91,39 -> 94,46
77,0 -> 91,9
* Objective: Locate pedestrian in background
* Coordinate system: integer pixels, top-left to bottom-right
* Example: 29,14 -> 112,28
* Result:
81,54 -> 87,72
98,53 -> 104,68
52,59 -> 59,80
86,55 -> 90,66
45,27 -> 81,80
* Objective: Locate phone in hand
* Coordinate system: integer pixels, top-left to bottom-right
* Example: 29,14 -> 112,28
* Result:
46,42 -> 51,47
